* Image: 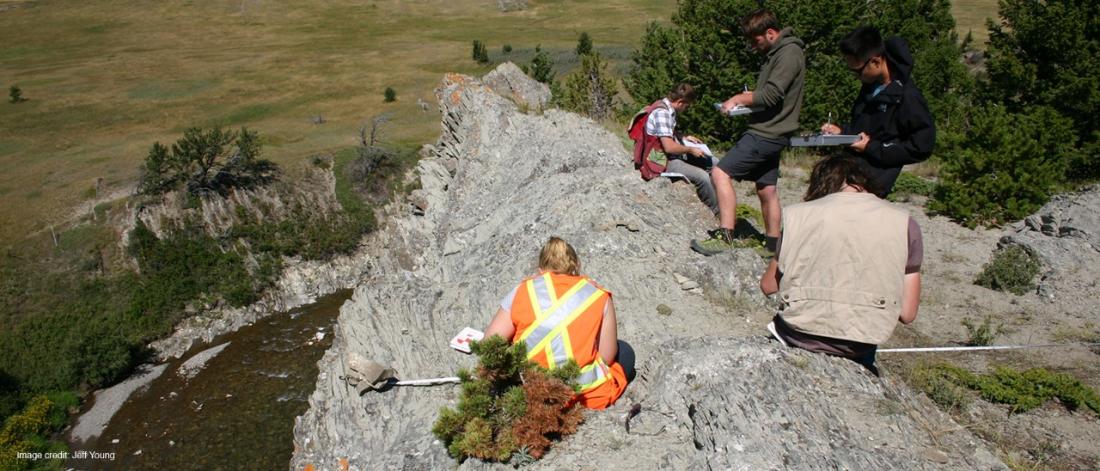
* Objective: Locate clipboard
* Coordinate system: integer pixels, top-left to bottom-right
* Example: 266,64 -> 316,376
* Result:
789,134 -> 860,147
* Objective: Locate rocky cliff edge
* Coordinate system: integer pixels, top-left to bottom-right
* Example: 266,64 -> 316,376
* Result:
290,64 -> 1006,470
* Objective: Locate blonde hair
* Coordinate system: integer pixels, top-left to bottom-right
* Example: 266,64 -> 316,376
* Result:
538,237 -> 581,276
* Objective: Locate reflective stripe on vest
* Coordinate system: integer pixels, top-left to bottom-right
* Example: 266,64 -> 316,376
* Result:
577,357 -> 611,391
516,274 -> 609,390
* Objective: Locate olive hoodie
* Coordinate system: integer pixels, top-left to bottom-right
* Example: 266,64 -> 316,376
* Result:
748,27 -> 806,139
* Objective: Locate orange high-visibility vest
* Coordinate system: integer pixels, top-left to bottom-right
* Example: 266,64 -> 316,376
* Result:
510,272 -> 627,410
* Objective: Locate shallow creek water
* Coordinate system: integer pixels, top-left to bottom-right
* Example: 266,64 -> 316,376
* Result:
70,290 -> 351,470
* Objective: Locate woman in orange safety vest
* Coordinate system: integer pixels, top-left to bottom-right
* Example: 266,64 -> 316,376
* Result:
483,237 -> 629,410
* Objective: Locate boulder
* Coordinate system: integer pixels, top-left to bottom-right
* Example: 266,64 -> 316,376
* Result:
481,62 -> 551,111
1001,185 -> 1100,300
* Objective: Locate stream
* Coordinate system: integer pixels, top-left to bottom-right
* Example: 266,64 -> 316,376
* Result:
68,289 -> 351,470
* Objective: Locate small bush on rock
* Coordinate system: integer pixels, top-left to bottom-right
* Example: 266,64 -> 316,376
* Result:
975,245 -> 1041,295
432,336 -> 582,463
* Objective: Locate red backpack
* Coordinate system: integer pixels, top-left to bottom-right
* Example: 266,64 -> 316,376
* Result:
627,100 -> 670,181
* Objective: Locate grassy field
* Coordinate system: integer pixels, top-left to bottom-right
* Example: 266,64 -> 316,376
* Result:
0,0 -> 1004,245
952,0 -> 1000,46
0,0 -> 672,244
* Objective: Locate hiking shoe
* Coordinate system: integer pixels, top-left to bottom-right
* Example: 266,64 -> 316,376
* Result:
691,229 -> 737,256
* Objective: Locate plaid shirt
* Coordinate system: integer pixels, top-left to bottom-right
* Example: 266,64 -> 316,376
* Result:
644,98 -> 676,138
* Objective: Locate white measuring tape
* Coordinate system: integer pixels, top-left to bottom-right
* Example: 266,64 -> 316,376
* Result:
879,343 -> 1100,353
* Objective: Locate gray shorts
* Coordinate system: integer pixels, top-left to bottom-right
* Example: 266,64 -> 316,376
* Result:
716,133 -> 788,186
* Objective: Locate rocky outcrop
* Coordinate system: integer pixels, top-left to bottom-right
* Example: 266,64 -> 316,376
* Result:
1002,185 -> 1100,300
481,62 -> 551,111
108,157 -> 368,361
148,248 -> 369,361
290,65 -> 1004,470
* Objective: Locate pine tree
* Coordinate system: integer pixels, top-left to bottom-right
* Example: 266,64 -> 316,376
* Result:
523,45 -> 554,84
575,32 -> 593,56
472,40 -> 490,64
557,52 -> 617,120
8,86 -> 23,104
983,0 -> 1099,181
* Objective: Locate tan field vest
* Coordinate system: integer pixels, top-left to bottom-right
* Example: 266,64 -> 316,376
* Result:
777,192 -> 909,345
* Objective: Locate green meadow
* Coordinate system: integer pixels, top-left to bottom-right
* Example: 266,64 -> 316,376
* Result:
0,0 -> 673,244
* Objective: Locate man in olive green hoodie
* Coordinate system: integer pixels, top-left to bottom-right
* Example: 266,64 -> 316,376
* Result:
692,9 -> 805,256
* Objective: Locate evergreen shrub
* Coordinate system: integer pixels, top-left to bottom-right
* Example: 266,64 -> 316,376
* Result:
984,0 -> 1100,182
974,245 -> 1041,295
472,40 -> 490,64
432,336 -> 582,463
521,45 -> 554,84
575,32 -> 593,56
138,127 -> 279,197
913,363 -> 1100,416
930,105 -> 1076,227
556,52 -> 616,120
8,86 -> 23,104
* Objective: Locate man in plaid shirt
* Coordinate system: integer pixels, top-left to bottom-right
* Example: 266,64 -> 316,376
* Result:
645,83 -> 720,214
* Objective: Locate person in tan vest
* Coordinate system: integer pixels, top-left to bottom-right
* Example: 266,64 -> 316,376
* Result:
759,155 -> 922,374
484,237 -> 633,409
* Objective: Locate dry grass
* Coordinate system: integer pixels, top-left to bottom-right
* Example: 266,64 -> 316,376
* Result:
0,0 -> 672,244
952,0 -> 999,47
0,0 -> 1005,245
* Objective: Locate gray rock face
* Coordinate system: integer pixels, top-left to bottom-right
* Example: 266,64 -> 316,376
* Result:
1002,186 -> 1100,299
290,70 -> 1003,470
480,62 -> 551,111
537,337 -> 1003,470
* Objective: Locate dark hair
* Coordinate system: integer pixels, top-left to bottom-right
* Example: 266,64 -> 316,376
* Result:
804,154 -> 880,201
838,26 -> 885,62
667,83 -> 697,102
739,9 -> 780,38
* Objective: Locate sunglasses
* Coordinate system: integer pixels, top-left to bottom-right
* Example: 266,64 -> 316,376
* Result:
848,58 -> 873,75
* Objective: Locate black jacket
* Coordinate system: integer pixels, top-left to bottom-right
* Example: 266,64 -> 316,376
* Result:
841,37 -> 935,197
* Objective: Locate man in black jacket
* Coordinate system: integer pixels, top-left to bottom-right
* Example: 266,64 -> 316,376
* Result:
821,26 -> 935,197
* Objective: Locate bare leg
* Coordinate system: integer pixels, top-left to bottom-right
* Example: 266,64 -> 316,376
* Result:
757,183 -> 780,237
712,166 -> 738,230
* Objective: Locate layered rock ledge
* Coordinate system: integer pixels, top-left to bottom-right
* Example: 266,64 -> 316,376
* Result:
290,65 -> 1005,470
